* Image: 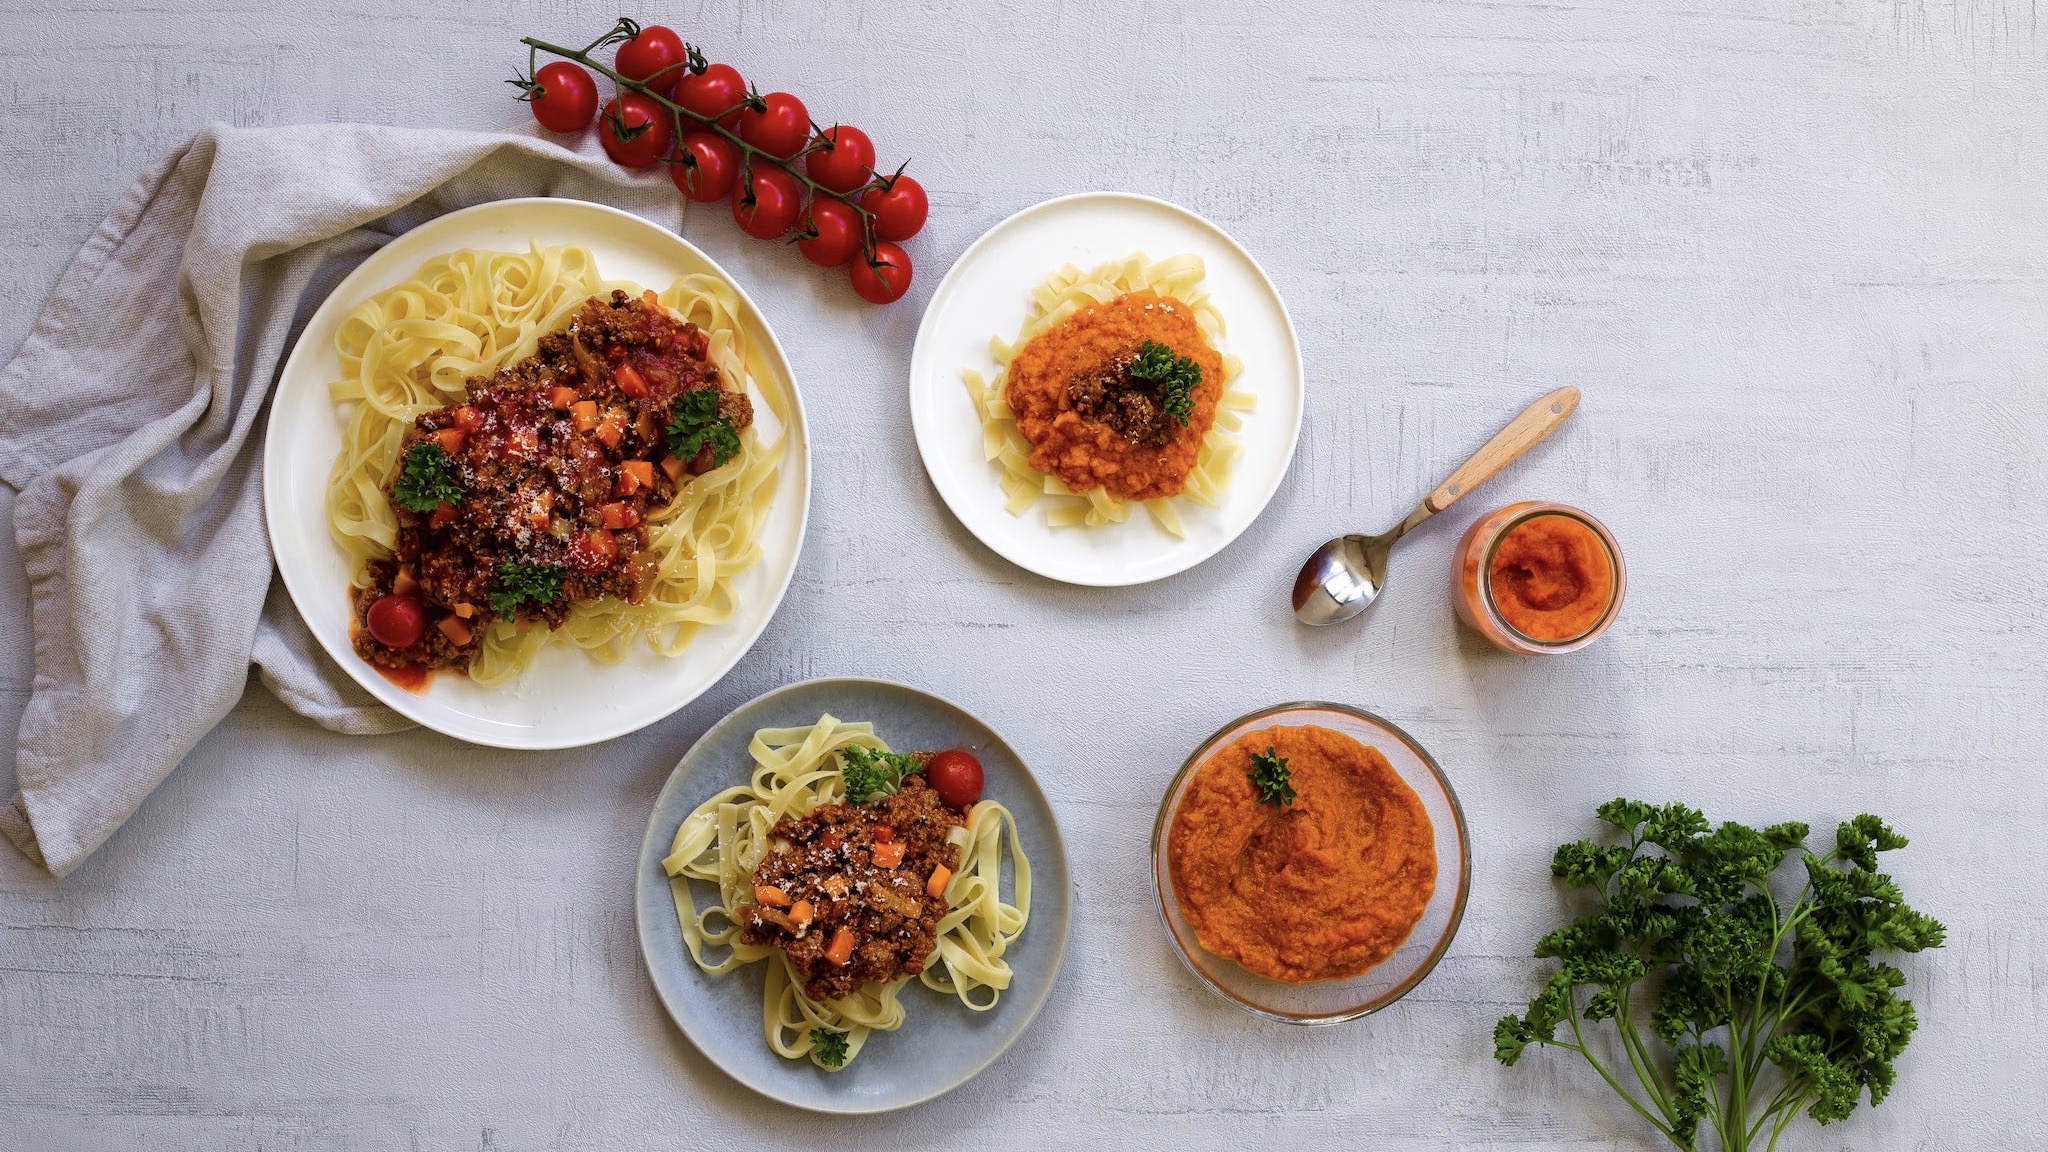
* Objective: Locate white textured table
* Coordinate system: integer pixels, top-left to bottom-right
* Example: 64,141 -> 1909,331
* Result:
3,2 -> 2044,1147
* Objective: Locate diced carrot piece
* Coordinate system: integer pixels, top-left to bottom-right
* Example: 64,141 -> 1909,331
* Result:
873,841 -> 906,869
428,502 -> 457,530
824,927 -> 856,967
599,502 -> 640,530
788,900 -> 815,929
452,406 -> 483,433
437,615 -> 472,645
452,602 -> 474,619
754,885 -> 790,908
508,427 -> 539,457
821,873 -> 850,898
926,865 -> 952,899
660,455 -> 686,483
595,407 -> 627,448
614,363 -> 650,399
614,469 -> 640,498
392,566 -> 419,597
623,459 -> 655,489
570,400 -> 599,433
547,385 -> 579,410
529,488 -> 554,530
873,826 -> 895,844
434,428 -> 466,455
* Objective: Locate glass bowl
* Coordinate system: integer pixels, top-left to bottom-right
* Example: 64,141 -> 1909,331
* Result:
1150,702 -> 1471,1024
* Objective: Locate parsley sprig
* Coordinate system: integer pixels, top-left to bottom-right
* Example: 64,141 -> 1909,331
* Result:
486,562 -> 567,620
1495,799 -> 1945,1152
665,388 -> 741,470
839,744 -> 921,805
1128,339 -> 1201,426
1247,746 -> 1295,807
808,1026 -> 849,1069
392,441 -> 464,514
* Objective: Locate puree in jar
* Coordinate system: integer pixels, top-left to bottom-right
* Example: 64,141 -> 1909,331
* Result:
1167,724 -> 1436,984
1001,292 -> 1223,502
1488,512 -> 1616,642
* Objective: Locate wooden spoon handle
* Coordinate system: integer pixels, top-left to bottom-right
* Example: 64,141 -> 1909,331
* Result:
1424,386 -> 1581,513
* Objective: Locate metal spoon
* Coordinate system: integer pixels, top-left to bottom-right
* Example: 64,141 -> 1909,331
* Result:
1292,386 -> 1581,626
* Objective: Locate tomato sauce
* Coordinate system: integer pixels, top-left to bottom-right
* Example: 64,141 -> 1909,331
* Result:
1168,725 -> 1436,984
1002,292 -> 1223,502
1487,513 -> 1616,642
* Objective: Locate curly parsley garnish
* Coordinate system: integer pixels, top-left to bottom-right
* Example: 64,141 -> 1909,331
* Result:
392,440 -> 464,513
486,562 -> 567,620
1128,338 -> 1201,426
839,744 -> 921,805
1247,746 -> 1295,808
808,1026 -> 849,1068
665,388 -> 741,470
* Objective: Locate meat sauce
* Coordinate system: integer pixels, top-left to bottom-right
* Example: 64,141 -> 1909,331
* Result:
349,290 -> 751,677
739,774 -> 963,1002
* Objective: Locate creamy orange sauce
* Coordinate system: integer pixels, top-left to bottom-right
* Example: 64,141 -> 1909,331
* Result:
1168,725 -> 1436,984
1002,292 -> 1222,501
1488,513 -> 1616,642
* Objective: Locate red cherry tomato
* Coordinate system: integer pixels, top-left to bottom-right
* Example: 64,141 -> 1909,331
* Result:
732,166 -> 804,240
527,62 -> 599,133
806,125 -> 875,194
599,93 -> 672,169
850,242 -> 912,304
737,91 -> 810,159
797,198 -> 862,267
365,595 -> 426,649
671,131 -> 740,202
675,62 -> 747,130
925,750 -> 984,810
861,174 -> 928,241
614,25 -> 687,96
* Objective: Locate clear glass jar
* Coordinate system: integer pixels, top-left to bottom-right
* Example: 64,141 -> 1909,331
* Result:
1452,501 -> 1625,655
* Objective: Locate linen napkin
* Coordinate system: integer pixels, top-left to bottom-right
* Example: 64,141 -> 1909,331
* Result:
0,122 -> 686,877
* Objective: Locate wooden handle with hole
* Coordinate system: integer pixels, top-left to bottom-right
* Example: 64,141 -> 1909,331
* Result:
1424,386 -> 1580,513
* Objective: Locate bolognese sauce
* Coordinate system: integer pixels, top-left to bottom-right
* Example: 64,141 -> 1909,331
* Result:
349,290 -> 752,680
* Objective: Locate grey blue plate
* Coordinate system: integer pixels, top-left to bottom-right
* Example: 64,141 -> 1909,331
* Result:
634,677 -> 1071,1113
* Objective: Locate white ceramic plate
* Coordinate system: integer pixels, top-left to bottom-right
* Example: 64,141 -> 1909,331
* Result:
263,198 -> 810,749
908,192 -> 1304,586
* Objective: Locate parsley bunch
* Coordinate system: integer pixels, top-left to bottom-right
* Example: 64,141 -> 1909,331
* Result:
839,744 -> 921,805
486,562 -> 567,620
1495,799 -> 1944,1152
392,441 -> 464,513
808,1026 -> 849,1069
1247,746 -> 1295,807
1128,339 -> 1201,425
666,388 -> 741,470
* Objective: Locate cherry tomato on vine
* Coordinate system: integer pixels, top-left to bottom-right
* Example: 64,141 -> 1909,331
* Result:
675,62 -> 747,130
526,62 -> 599,133
614,25 -> 687,96
599,93 -> 673,168
671,132 -> 740,202
806,125 -> 875,195
732,167 -> 805,239
925,750 -> 984,810
796,198 -> 863,267
861,174 -> 928,241
737,91 -> 810,160
850,242 -> 912,305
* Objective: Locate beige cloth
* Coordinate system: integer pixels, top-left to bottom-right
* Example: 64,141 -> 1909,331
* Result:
0,122 -> 685,876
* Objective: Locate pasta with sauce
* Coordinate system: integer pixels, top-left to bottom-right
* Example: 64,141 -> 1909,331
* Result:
323,243 -> 787,685
662,714 -> 1032,1070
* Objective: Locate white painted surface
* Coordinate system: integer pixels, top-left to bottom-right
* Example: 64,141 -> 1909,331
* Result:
2,1 -> 2044,1147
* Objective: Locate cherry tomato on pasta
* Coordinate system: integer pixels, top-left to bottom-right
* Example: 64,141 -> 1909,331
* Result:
737,91 -> 810,159
671,131 -> 740,202
806,125 -> 875,194
365,595 -> 426,649
599,93 -> 673,169
925,750 -> 984,810
796,198 -> 863,267
861,174 -> 928,241
675,63 -> 747,129
614,24 -> 687,95
732,166 -> 805,239
527,62 -> 598,133
850,242 -> 912,304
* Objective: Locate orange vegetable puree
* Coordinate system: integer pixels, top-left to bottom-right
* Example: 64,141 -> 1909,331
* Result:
1488,513 -> 1615,642
1002,292 -> 1222,502
1168,725 -> 1436,984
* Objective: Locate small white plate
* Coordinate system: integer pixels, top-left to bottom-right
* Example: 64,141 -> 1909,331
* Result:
908,192 -> 1304,587
263,198 -> 811,749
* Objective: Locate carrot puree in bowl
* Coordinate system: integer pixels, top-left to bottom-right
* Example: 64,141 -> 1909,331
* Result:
1166,724 -> 1436,984
1487,512 -> 1615,642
